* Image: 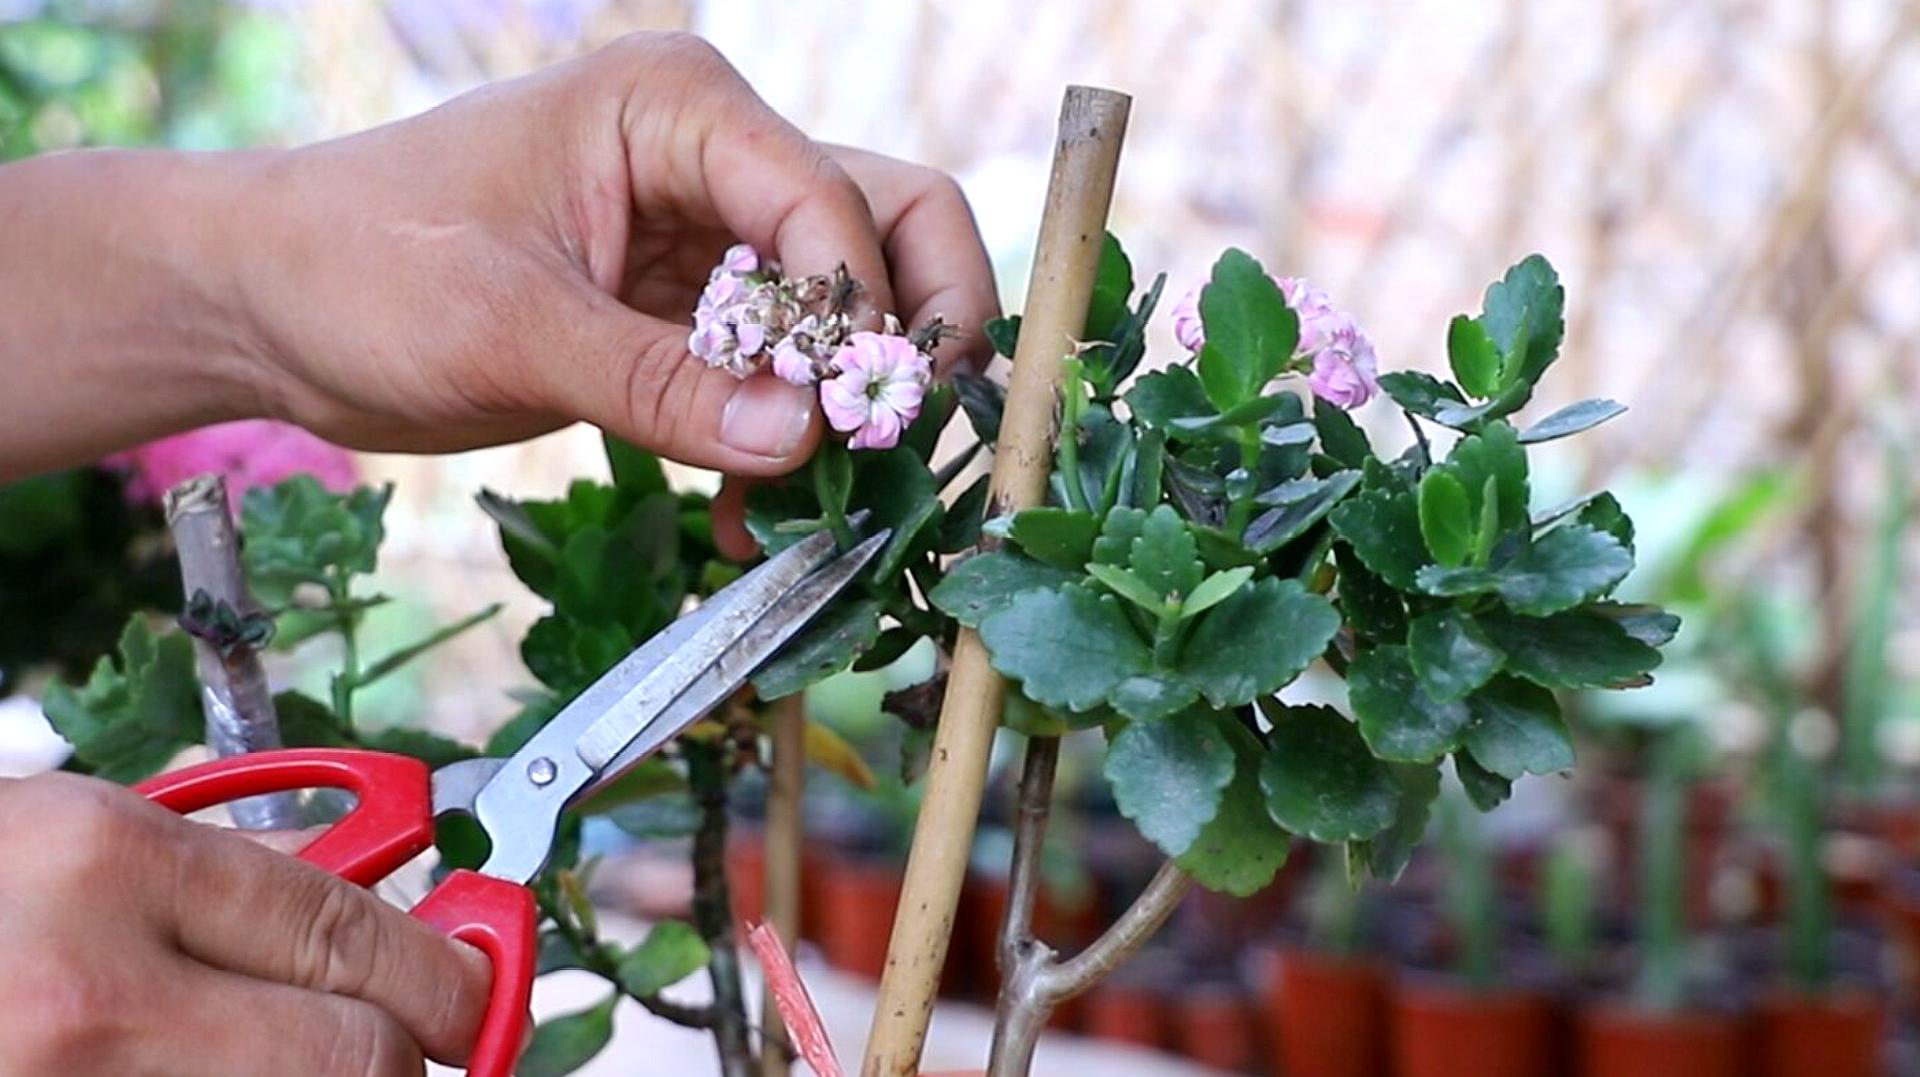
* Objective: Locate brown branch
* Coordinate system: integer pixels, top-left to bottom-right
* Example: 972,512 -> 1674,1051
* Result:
688,743 -> 754,1077
758,695 -> 805,1077
164,475 -> 301,831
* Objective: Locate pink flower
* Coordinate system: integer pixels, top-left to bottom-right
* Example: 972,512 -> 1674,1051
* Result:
1306,317 -> 1381,409
1276,276 -> 1341,354
1171,284 -> 1205,352
719,243 -> 760,276
819,332 -> 932,451
104,420 -> 358,506
772,336 -> 818,386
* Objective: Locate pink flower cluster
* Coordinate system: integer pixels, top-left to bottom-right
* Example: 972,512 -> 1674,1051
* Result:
1171,275 -> 1380,409
689,245 -> 933,451
104,420 -> 358,506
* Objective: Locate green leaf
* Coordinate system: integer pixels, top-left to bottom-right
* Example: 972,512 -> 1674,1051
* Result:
1181,566 -> 1254,620
359,726 -> 476,770
602,434 -> 668,495
1245,471 -> 1361,555
617,920 -> 711,997
1592,602 -> 1680,647
852,448 -> 942,581
240,478 -> 391,604
1359,762 -> 1443,883
1407,609 -> 1505,703
1478,608 -> 1663,690
573,758 -> 688,815
1178,719 -> 1292,896
983,317 -> 1021,361
536,930 -> 594,975
1417,470 -> 1474,567
1196,248 -> 1299,408
1329,486 -> 1430,591
1416,524 -> 1633,616
1478,254 -> 1565,388
1348,645 -> 1474,762
1085,232 -> 1135,342
751,597 -> 884,700
1105,710 -> 1236,858
1448,315 -> 1503,398
1085,563 -> 1164,612
1463,676 -> 1574,778
1455,751 -> 1513,812
928,551 -> 1077,628
936,473 -> 990,554
1518,399 -> 1625,443
1108,674 -> 1200,721
1181,577 -> 1339,707
1067,406 -> 1134,513
1336,546 -> 1406,643
1008,508 -> 1100,570
1573,492 -> 1635,552
1377,371 -> 1466,419
273,690 -> 350,748
41,617 -> 201,783
1124,367 -> 1214,431
518,993 -> 617,1077
521,615 -> 632,696
1260,703 -> 1400,842
953,371 -> 1006,441
979,586 -> 1152,713
1313,397 -> 1372,469
1444,421 -> 1529,542
1129,505 -> 1203,600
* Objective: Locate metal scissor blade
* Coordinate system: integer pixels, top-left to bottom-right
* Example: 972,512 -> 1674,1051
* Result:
583,528 -> 888,794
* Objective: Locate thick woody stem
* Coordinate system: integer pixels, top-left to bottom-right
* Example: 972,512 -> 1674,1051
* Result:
688,743 -> 755,1077
861,84 -> 1131,1077
164,475 -> 301,830
759,695 -> 806,1077
986,862 -> 1192,1077
996,736 -> 1059,974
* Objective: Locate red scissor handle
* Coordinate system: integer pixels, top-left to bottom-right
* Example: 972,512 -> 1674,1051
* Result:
136,749 -> 536,1077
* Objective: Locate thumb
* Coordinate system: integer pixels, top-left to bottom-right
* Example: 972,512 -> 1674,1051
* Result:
539,283 -> 822,475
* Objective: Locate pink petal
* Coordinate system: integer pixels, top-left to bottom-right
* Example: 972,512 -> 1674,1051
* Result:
820,378 -> 871,433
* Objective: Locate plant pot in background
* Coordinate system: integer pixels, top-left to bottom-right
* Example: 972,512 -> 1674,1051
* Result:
1083,979 -> 1172,1052
816,853 -> 904,979
1174,982 -> 1259,1074
726,832 -> 766,926
1388,977 -> 1557,1077
1753,989 -> 1885,1077
958,870 -> 1102,1008
1574,1001 -> 1747,1077
1259,946 -> 1388,1077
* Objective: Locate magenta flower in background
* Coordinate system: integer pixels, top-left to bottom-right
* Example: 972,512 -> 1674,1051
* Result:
820,332 -> 932,451
1307,318 -> 1381,409
105,420 -> 358,506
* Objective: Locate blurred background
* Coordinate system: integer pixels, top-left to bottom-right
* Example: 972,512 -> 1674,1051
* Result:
5,1 -> 1920,1074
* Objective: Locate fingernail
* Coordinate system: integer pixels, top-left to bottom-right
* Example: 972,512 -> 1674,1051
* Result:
721,375 -> 815,458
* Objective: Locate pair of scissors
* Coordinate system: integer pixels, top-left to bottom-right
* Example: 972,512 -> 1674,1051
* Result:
135,524 -> 888,1076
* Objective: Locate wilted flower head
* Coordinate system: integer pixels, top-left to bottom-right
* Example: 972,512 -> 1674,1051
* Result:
1306,316 -> 1381,409
820,332 -> 933,451
104,420 -> 358,507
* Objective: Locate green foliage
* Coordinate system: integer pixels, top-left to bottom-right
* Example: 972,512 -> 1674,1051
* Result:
41,617 -> 200,782
240,477 -> 390,605
616,921 -> 711,997
1104,709 -> 1236,858
519,994 -> 618,1077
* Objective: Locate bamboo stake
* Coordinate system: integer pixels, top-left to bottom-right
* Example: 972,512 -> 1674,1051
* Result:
165,475 -> 301,830
760,694 -> 806,1077
859,84 -> 1131,1077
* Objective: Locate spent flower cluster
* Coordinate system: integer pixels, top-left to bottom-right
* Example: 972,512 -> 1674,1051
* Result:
1171,274 -> 1381,409
689,244 -> 935,451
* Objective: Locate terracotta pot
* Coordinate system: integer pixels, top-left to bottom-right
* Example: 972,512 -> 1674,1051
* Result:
1574,1002 -> 1747,1077
816,854 -> 904,979
959,872 -> 1101,1007
1389,978 -> 1557,1077
1260,947 -> 1387,1077
1753,990 -> 1885,1077
800,841 -> 831,942
726,833 -> 766,925
1174,984 -> 1259,1073
1083,981 -> 1170,1051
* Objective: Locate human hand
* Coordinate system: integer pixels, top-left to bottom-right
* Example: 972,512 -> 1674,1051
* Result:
0,773 -> 491,1075
226,32 -> 998,480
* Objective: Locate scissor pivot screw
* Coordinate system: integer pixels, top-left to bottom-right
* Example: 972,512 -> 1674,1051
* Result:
527,757 -> 558,787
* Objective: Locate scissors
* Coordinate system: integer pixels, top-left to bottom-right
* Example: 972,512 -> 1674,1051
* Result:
134,524 -> 888,1077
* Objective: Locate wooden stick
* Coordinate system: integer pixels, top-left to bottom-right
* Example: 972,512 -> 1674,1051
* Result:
165,475 -> 301,830
760,694 -> 806,1077
859,84 -> 1131,1077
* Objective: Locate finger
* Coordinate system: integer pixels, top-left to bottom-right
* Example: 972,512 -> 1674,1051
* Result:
711,477 -> 759,561
238,826 -> 326,857
533,283 -> 822,474
163,823 -> 490,1065
826,145 -> 1002,373
172,964 -> 427,1076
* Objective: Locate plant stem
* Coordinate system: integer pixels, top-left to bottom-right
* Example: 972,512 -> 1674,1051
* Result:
164,476 -> 301,830
997,736 -> 1060,974
812,450 -> 856,549
328,571 -> 362,728
1636,734 -> 1686,1010
987,862 -> 1191,1077
535,890 -> 717,1030
759,695 -> 806,1077
688,743 -> 755,1077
